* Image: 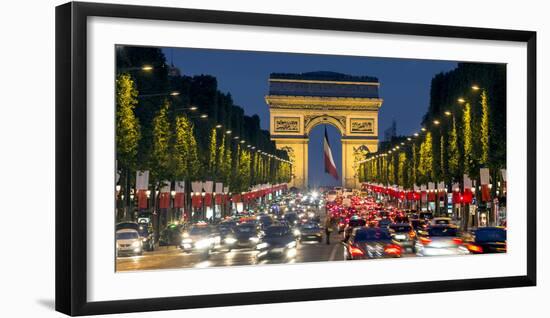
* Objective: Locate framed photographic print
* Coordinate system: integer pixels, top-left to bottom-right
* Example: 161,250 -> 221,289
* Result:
55,1 -> 536,316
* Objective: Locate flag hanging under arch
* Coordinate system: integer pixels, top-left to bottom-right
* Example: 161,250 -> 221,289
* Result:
324,126 -> 339,180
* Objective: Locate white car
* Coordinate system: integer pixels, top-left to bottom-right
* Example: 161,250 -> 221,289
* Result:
116,229 -> 143,256
415,225 -> 469,257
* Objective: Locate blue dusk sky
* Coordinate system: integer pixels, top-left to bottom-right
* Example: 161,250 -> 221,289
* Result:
162,47 -> 457,187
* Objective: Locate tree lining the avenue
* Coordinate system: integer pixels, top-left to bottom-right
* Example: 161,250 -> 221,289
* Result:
358,63 -> 506,194
115,47 -> 292,205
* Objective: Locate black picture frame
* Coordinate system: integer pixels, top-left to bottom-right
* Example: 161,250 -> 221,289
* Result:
55,1 -> 537,316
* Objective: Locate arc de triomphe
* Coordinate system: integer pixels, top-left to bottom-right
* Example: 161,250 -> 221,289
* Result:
266,71 -> 383,189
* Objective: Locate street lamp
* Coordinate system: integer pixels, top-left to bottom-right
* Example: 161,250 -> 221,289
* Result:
226,130 -> 232,134
421,127 -> 427,132
138,91 -> 182,98
118,65 -> 154,73
471,85 -> 481,91
433,120 -> 440,125
215,124 -> 222,129
457,98 -> 466,103
444,111 -> 452,116
200,114 -> 208,119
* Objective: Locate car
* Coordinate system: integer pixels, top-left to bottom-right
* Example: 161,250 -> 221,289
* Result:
393,214 -> 410,224
344,227 -> 401,260
283,212 -> 299,226
462,227 -> 507,254
410,219 -> 429,233
116,222 -> 154,251
419,211 -> 434,220
297,222 -> 323,242
389,223 -> 416,252
431,217 -> 453,226
180,223 -> 221,257
217,220 -> 238,248
257,214 -> 274,230
342,217 -> 367,242
377,217 -> 392,228
116,229 -> 143,256
415,225 -> 469,256
228,223 -> 260,250
256,225 -> 297,260
159,223 -> 184,246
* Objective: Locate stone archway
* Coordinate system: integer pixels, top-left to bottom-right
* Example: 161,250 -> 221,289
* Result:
266,72 -> 383,189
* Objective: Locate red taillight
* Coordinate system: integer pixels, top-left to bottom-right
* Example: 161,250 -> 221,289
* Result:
419,237 -> 432,245
349,246 -> 364,256
384,244 -> 401,255
452,238 -> 463,245
466,243 -> 483,253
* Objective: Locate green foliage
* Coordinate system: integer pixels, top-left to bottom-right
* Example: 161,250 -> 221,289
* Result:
238,149 -> 252,191
173,115 -> 199,180
116,73 -> 141,171
411,144 -> 417,186
447,117 -> 460,181
151,100 -> 171,180
217,133 -> 226,181
208,128 -> 218,177
397,152 -> 407,188
222,137 -> 232,185
463,102 -> 474,176
440,133 -> 446,183
480,90 -> 490,165
418,132 -> 433,183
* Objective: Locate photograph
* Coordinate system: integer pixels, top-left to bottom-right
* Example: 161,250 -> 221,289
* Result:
114,45 -> 507,272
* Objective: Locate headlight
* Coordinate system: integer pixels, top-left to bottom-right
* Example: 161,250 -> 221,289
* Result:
131,241 -> 141,248
225,237 -> 237,244
286,241 -> 297,249
257,242 -> 269,249
182,232 -> 190,238
182,238 -> 193,244
293,229 -> 301,236
195,239 -> 212,249
249,237 -> 259,243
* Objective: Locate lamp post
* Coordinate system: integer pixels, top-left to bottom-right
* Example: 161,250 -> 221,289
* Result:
115,184 -> 122,221
170,190 -> 176,223
201,192 -> 206,222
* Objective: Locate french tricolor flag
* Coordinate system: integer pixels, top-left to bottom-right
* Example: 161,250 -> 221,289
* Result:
324,127 -> 339,180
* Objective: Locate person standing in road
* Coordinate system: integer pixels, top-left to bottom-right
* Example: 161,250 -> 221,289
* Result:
324,215 -> 332,244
